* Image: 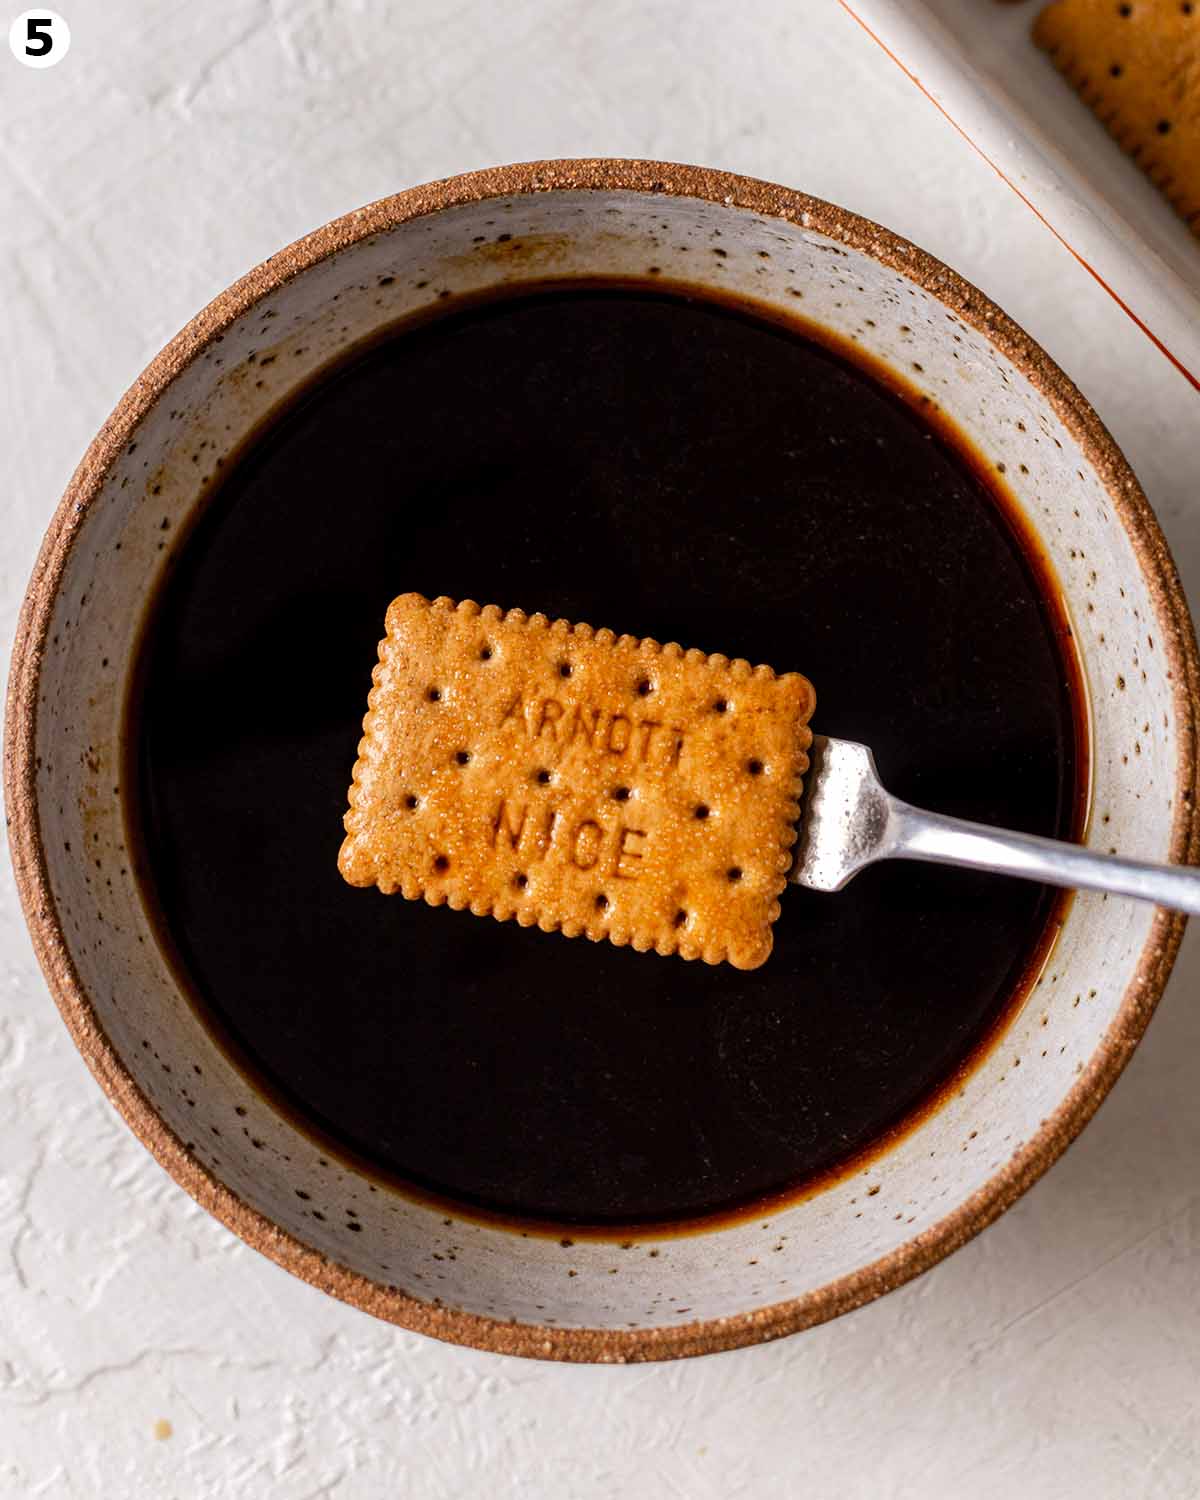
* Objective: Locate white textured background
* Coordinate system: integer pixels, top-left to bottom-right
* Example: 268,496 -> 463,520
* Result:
3,2 -> 1200,1495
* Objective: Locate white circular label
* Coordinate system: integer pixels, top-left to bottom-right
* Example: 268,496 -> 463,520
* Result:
9,9 -> 70,68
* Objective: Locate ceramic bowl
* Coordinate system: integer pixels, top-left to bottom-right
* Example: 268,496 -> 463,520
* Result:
6,160 -> 1197,1362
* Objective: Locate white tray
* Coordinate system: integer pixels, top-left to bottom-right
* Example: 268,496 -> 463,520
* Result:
841,0 -> 1200,390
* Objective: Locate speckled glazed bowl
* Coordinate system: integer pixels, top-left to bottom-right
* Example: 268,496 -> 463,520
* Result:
6,161 -> 1198,1362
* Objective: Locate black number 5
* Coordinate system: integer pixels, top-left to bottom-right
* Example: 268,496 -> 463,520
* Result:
25,17 -> 54,56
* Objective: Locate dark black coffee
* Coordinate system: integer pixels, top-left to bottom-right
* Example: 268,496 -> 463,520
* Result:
129,285 -> 1081,1227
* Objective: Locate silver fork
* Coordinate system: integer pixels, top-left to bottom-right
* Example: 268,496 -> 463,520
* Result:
792,735 -> 1200,914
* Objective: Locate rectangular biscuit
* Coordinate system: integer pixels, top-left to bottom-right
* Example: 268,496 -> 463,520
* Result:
1034,0 -> 1200,233
339,594 -> 815,970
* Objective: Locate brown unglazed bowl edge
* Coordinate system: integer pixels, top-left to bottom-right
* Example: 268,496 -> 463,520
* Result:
5,158 -> 1198,1364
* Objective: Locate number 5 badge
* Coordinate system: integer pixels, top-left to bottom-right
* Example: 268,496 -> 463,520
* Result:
9,9 -> 70,68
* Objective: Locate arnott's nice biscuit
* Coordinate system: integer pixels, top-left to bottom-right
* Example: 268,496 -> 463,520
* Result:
1034,0 -> 1200,233
339,594 -> 815,969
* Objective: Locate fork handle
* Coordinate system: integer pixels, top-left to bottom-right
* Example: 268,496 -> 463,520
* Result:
891,801 -> 1200,915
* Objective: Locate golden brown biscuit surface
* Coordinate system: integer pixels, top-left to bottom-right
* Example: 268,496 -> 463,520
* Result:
1034,0 -> 1200,233
339,594 -> 815,969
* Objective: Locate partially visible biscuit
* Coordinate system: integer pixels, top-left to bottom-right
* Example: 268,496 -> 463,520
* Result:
339,594 -> 815,970
1034,0 -> 1200,233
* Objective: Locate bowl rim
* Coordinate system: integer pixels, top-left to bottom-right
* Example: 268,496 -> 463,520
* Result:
5,157 -> 1198,1364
